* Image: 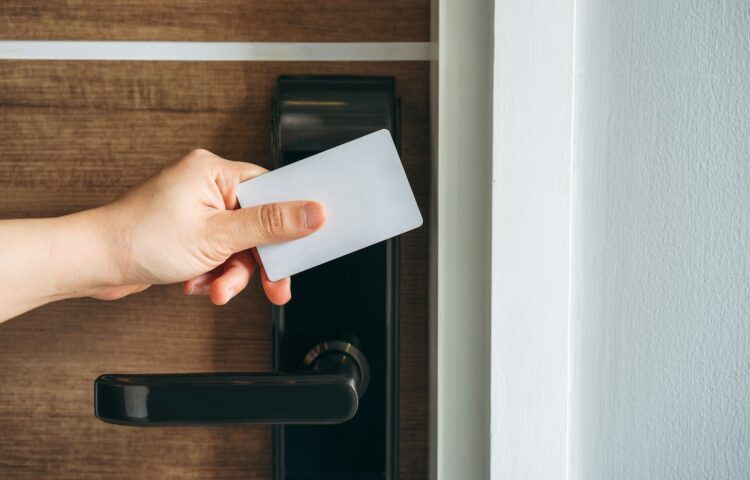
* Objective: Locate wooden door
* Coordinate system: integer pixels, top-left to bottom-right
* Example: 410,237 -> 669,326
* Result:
0,3 -> 429,478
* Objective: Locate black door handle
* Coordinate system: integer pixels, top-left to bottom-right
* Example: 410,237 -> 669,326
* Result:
95,341 -> 369,426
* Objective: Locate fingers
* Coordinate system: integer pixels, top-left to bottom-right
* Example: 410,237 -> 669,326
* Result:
183,149 -> 268,183
210,251 -> 255,305
210,158 -> 268,210
183,268 -> 222,295
252,248 -> 292,305
183,249 -> 291,306
184,251 -> 256,305
226,159 -> 268,183
180,150 -> 267,209
213,201 -> 326,253
259,268 -> 291,305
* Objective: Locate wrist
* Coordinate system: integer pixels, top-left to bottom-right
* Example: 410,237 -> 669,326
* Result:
50,206 -> 128,300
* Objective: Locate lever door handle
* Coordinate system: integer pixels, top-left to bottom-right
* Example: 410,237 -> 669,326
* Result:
95,341 -> 369,426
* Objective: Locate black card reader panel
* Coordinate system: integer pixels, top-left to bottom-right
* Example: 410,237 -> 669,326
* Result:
272,76 -> 400,480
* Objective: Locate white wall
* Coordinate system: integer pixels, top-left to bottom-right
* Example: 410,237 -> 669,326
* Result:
569,1 -> 750,479
493,0 -> 749,479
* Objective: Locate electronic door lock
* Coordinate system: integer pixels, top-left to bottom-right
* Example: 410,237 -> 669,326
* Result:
94,75 -> 400,479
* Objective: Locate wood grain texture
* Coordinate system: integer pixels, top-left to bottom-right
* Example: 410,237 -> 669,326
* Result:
0,1 -> 429,42
0,61 -> 429,479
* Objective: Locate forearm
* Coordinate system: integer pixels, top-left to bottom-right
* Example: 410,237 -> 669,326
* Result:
0,209 -> 118,322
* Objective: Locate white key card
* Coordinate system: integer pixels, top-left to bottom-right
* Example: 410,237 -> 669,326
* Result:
236,129 -> 423,281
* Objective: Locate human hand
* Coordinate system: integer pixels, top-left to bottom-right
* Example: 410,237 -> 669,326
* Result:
85,149 -> 326,305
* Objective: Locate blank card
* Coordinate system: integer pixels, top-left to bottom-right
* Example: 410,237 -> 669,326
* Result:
236,129 -> 423,281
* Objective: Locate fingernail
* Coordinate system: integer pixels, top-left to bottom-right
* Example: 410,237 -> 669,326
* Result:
226,287 -> 237,301
303,202 -> 326,229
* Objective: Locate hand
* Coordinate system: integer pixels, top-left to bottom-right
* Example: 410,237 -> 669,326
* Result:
88,149 -> 326,305
0,149 -> 320,322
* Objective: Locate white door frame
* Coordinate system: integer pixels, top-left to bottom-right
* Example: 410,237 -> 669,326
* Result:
430,0 -> 494,478
489,0 -> 576,478
431,0 -> 576,478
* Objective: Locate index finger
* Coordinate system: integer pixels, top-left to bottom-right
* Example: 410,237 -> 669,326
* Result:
210,158 -> 269,210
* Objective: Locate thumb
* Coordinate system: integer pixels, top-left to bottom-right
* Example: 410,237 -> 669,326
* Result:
215,201 -> 326,253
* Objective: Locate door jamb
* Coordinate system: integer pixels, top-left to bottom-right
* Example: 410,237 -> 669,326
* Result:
430,0 -> 494,478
